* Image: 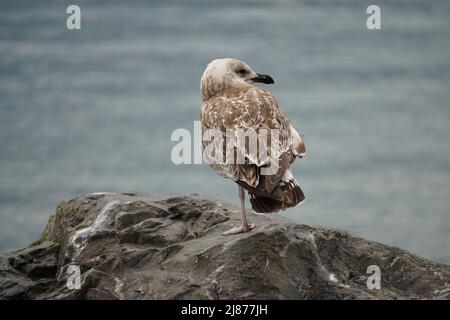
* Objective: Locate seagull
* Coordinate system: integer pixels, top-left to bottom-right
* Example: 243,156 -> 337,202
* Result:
200,58 -> 306,235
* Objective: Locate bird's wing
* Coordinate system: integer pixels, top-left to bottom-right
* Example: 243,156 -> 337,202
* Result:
290,125 -> 306,158
201,86 -> 302,198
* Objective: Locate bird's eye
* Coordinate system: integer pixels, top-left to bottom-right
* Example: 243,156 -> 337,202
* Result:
236,69 -> 248,75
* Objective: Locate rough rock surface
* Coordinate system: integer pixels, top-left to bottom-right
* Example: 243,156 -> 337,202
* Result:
0,192 -> 449,300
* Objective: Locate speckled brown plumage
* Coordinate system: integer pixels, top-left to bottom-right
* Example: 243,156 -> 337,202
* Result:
201,82 -> 306,213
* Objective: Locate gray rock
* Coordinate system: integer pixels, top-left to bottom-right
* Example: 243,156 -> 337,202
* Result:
0,192 -> 449,300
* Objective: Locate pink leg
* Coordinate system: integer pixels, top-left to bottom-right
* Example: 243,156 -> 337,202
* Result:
222,186 -> 255,235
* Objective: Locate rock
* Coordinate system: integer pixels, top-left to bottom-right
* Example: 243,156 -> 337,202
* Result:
0,192 -> 449,300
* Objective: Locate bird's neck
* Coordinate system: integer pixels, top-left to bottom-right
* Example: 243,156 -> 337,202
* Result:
201,82 -> 252,101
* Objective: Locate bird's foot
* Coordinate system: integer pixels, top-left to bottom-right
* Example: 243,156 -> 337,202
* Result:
251,211 -> 266,216
221,223 -> 255,236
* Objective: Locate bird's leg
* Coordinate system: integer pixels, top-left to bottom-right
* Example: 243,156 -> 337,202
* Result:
222,186 -> 255,236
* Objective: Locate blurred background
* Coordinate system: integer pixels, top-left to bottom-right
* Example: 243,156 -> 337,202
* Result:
0,0 -> 449,262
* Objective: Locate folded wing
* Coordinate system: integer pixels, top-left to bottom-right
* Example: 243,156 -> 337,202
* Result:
201,86 -> 305,212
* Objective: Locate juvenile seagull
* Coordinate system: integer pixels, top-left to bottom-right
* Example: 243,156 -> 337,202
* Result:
200,58 -> 306,235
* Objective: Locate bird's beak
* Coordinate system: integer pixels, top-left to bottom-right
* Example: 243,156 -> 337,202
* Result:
250,73 -> 274,84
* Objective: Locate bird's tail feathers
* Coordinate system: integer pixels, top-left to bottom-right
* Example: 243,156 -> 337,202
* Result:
249,170 -> 305,213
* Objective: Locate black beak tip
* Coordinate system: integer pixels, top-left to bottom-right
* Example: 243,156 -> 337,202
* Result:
253,73 -> 275,84
266,76 -> 275,84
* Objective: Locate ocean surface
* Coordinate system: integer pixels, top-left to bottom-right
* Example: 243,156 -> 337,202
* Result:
1,0 -> 449,262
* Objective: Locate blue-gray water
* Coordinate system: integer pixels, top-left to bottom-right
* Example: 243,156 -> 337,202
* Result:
1,0 -> 449,262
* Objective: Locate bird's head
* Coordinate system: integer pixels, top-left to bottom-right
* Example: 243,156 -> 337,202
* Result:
200,58 -> 274,101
